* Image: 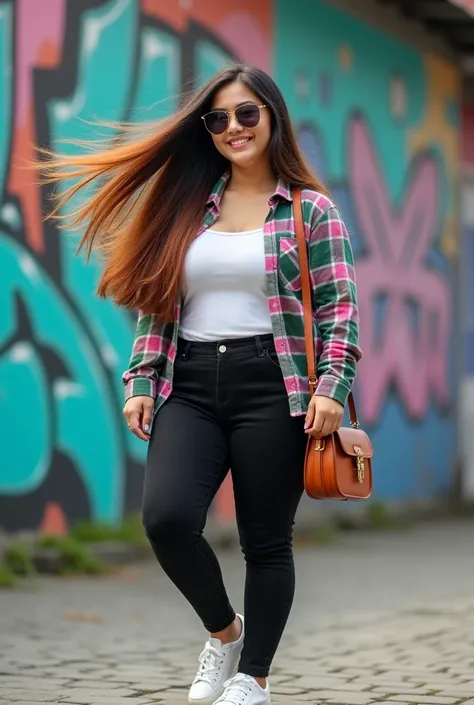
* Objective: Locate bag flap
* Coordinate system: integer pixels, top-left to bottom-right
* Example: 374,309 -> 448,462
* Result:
335,427 -> 374,458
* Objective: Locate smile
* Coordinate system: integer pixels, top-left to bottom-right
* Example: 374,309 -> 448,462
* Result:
228,137 -> 253,148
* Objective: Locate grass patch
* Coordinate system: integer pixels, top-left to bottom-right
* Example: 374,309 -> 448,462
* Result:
0,563 -> 17,588
365,501 -> 410,529
70,513 -> 146,547
312,521 -> 339,545
4,543 -> 35,576
37,535 -> 104,575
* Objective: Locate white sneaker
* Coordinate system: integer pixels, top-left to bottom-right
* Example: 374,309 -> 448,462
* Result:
188,615 -> 244,705
214,673 -> 270,705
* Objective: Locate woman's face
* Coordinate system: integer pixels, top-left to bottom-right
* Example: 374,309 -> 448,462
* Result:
206,80 -> 272,169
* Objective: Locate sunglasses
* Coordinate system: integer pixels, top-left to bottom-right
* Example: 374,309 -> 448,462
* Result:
201,103 -> 268,135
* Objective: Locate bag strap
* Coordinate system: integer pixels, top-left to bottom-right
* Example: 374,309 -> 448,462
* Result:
293,187 -> 359,428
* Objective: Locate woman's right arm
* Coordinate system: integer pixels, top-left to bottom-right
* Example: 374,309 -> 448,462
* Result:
122,311 -> 164,441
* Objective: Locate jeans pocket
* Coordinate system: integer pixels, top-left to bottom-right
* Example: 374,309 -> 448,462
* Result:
264,349 -> 281,368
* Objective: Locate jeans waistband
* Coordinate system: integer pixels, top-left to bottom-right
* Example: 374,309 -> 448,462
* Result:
177,333 -> 275,357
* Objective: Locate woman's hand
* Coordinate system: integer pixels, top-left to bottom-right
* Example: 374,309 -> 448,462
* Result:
123,396 -> 154,441
304,395 -> 344,438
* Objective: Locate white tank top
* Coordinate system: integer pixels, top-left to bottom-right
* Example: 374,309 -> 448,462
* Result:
179,227 -> 273,342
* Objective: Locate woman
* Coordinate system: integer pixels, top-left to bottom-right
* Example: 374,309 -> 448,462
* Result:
41,64 -> 361,705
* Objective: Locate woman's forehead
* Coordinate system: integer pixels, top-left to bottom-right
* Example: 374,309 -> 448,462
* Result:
211,81 -> 259,110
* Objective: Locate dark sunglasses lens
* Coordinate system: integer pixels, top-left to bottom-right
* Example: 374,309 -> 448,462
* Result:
236,104 -> 260,127
205,111 -> 228,134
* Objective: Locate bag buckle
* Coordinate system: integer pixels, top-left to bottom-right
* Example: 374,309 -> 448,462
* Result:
354,446 -> 364,483
314,438 -> 325,452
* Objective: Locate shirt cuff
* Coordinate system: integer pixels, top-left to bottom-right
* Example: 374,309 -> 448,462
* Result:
125,378 -> 157,402
314,376 -> 351,407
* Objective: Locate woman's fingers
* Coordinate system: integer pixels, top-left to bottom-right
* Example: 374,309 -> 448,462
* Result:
305,395 -> 344,438
123,396 -> 154,442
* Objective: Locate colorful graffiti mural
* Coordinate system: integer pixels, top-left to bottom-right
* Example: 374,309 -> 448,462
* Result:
276,0 -> 459,501
0,0 -> 264,531
0,0 -> 459,532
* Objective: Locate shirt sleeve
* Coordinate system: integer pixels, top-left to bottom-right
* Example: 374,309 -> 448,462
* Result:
309,204 -> 362,406
121,311 -> 164,402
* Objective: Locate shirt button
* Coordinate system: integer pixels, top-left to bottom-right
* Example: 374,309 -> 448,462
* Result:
219,344 -> 227,353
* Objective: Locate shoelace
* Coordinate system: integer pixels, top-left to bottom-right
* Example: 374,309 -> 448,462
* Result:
193,642 -> 225,684
216,674 -> 254,703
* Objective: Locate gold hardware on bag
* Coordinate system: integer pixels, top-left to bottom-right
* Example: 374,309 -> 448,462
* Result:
314,439 -> 325,451
350,419 -> 360,429
354,446 -> 364,483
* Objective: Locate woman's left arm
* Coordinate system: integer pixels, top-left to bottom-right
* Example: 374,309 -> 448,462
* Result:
304,204 -> 362,438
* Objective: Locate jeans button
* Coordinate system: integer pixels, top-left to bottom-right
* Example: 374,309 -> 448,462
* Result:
218,344 -> 227,353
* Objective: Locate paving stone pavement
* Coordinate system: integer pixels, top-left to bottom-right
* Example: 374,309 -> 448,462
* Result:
1,519 -> 474,705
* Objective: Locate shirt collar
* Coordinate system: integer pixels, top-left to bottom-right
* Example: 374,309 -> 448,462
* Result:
271,179 -> 292,203
206,171 -> 231,208
206,170 -> 293,210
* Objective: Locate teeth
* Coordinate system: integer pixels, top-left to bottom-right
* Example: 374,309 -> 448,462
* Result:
230,138 -> 250,146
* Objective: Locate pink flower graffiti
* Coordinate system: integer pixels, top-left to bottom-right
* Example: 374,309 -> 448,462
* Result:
349,117 -> 451,423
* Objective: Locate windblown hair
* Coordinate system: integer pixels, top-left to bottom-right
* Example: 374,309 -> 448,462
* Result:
39,63 -> 327,321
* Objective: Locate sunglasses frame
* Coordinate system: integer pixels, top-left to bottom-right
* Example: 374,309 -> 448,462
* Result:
201,103 -> 268,135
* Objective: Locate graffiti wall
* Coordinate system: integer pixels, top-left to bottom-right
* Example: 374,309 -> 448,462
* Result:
0,0 -> 459,532
460,105 -> 474,500
276,0 -> 459,504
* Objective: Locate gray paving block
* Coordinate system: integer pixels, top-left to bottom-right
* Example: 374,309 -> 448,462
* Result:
0,702 -> 65,705
58,698 -> 153,705
62,682 -> 128,690
301,691 -> 376,704
286,676 -> 355,690
435,692 -> 474,699
379,696 -> 461,704
0,694 -> 66,703
371,701 -> 417,705
370,687 -> 438,696
0,683 -> 67,692
118,682 -> 171,691
59,688 -> 138,699
270,685 -> 309,695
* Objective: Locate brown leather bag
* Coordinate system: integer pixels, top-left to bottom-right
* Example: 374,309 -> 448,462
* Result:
293,188 -> 373,500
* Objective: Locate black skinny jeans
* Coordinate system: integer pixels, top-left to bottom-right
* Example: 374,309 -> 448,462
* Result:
142,334 -> 306,678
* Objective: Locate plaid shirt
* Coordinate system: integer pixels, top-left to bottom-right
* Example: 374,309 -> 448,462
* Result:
122,172 -> 361,417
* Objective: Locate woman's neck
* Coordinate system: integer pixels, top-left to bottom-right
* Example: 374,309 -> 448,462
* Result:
228,162 -> 277,195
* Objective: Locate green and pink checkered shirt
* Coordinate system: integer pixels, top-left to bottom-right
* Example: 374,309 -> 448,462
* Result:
122,172 -> 362,417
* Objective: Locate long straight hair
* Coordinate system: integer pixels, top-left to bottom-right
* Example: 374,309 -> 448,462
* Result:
39,63 -> 328,321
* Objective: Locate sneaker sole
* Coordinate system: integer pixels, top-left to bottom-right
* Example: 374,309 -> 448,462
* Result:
188,661 -> 239,705
188,690 -> 224,705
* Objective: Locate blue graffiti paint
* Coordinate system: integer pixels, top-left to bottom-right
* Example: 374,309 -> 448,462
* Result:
0,233 -> 124,520
195,40 -> 234,88
133,26 -> 181,120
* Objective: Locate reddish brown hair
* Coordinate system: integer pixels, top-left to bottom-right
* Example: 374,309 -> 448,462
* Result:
39,63 -> 327,321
